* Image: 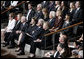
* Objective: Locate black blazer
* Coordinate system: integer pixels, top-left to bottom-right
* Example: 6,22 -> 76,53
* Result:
20,22 -> 29,33
48,18 -> 56,29
61,21 -> 71,35
12,21 -> 22,32
72,8 -> 83,24
34,11 -> 44,20
48,2 -> 55,12
26,9 -> 35,23
31,26 -> 43,40
26,24 -> 37,35
68,9 -> 75,21
41,1 -> 49,9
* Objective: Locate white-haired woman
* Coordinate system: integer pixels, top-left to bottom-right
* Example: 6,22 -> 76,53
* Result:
48,11 -> 56,29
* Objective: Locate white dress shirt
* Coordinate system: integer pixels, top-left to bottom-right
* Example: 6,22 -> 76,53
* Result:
6,19 -> 16,32
26,9 -> 32,20
11,1 -> 18,6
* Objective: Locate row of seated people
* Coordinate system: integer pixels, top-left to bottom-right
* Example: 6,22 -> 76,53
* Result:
1,1 -> 83,24
1,12 -> 83,58
25,1 -> 83,35
2,1 -> 83,35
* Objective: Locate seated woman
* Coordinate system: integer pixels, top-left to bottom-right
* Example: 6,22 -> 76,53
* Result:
42,8 -> 49,21
1,13 -> 16,47
29,21 -> 51,57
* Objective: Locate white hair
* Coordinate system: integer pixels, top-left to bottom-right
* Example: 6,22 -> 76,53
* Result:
21,16 -> 26,21
38,19 -> 44,25
50,11 -> 56,18
37,4 -> 42,9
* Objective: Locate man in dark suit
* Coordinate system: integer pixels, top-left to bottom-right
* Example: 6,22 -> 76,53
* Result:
71,1 -> 83,35
48,1 -> 55,13
26,3 -> 35,24
7,16 -> 28,48
34,4 -> 44,21
61,14 -> 71,35
17,19 -> 44,55
41,1 -> 49,9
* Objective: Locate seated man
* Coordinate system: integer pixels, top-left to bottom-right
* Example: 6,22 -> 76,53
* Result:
28,22 -> 51,57
2,13 -> 16,47
7,16 -> 28,48
17,19 -> 44,55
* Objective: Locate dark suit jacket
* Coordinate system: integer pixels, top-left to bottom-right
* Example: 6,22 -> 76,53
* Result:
26,9 -> 35,23
4,1 -> 11,8
31,26 -> 43,40
48,18 -> 56,29
72,8 -> 83,24
12,20 -> 22,32
41,1 -> 49,9
68,9 -> 75,21
25,24 -> 37,35
19,22 -> 29,33
48,2 -> 55,12
61,21 -> 71,35
34,11 -> 44,20
62,7 -> 68,19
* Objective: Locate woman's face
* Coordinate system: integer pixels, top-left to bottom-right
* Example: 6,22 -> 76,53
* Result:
42,11 -> 45,15
70,3 -> 74,8
17,15 -> 20,20
59,35 -> 64,43
43,23 -> 48,30
9,14 -> 12,20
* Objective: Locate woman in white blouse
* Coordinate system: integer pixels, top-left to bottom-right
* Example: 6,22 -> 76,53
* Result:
1,13 -> 16,44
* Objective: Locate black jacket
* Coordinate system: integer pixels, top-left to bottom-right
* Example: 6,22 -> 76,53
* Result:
26,9 -> 35,23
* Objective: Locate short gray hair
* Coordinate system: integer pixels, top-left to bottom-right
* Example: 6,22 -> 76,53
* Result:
38,19 -> 44,25
49,11 -> 56,18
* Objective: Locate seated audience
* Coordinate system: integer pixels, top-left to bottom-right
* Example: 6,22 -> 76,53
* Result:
7,16 -> 28,48
29,21 -> 51,57
15,17 -> 37,52
17,19 -> 44,55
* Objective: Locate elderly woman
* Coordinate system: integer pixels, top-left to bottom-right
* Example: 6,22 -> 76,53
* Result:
48,11 -> 56,29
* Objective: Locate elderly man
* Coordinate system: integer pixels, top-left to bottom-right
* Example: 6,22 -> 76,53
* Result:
34,4 -> 44,21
